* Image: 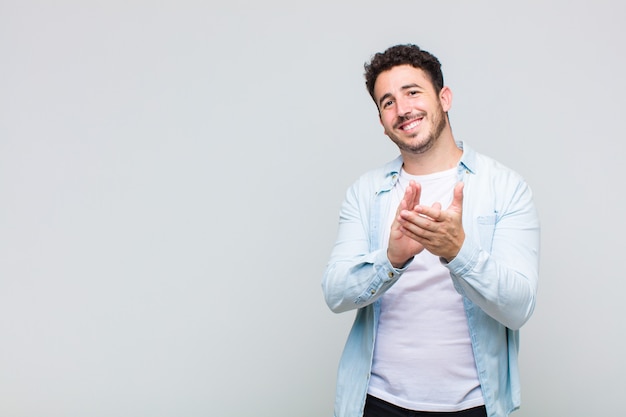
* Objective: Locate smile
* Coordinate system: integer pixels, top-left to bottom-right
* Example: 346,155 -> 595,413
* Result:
399,117 -> 423,131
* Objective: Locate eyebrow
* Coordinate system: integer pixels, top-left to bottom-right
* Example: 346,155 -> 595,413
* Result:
377,83 -> 422,108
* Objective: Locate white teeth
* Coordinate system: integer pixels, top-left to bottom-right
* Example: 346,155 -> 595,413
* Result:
403,120 -> 420,130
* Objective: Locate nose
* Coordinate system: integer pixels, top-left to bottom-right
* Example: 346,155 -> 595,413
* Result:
396,97 -> 412,116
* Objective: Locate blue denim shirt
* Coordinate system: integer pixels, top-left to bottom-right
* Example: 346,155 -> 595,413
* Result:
322,142 -> 540,417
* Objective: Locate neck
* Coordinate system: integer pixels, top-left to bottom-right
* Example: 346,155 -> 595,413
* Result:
400,131 -> 462,175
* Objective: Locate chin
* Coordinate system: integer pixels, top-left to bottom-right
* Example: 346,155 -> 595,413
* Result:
400,136 -> 436,154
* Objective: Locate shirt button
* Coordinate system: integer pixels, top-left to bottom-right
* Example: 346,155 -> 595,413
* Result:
388,271 -> 394,278
370,289 -> 376,294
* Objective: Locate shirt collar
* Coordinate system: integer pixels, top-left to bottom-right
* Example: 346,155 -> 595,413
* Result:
383,140 -> 477,180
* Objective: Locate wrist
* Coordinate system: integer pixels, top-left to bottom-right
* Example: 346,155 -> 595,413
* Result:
387,250 -> 411,269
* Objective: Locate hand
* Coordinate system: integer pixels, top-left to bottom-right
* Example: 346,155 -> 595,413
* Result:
387,180 -> 425,268
397,182 -> 465,262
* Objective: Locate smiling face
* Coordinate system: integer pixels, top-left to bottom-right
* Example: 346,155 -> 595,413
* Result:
374,64 -> 452,155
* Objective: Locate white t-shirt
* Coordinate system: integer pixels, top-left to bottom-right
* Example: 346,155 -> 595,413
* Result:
367,167 -> 484,412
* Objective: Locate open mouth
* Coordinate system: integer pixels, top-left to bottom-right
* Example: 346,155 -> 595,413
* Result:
399,116 -> 423,132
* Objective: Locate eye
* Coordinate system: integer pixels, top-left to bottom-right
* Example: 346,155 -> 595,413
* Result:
382,99 -> 394,109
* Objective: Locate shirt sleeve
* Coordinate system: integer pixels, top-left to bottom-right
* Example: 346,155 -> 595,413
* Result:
322,180 -> 410,313
445,177 -> 540,330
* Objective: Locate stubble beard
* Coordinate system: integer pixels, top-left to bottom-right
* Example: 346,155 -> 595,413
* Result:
389,106 -> 448,155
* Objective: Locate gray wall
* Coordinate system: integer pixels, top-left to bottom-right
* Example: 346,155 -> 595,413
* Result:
1,1 -> 624,416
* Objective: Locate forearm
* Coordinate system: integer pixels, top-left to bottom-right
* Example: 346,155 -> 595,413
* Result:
323,248 -> 408,313
446,211 -> 540,330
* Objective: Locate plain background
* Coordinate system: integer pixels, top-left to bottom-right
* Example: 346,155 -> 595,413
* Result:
1,1 -> 624,416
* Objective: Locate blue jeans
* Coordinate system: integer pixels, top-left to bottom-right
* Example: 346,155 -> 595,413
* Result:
364,395 -> 488,417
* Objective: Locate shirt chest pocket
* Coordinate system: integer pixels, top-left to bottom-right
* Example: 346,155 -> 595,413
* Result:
476,214 -> 497,253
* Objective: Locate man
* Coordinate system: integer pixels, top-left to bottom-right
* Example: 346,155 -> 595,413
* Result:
322,44 -> 540,417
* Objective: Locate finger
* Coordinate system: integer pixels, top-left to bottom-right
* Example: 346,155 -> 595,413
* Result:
396,184 -> 413,216
410,181 -> 422,208
412,203 -> 441,221
404,181 -> 417,204
449,182 -> 464,212
399,222 -> 435,247
399,210 -> 437,234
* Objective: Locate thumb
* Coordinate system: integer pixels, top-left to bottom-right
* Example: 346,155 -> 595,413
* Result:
449,182 -> 464,213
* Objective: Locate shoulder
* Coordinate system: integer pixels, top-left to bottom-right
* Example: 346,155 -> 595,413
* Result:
461,144 -> 537,218
350,156 -> 403,192
461,142 -> 529,187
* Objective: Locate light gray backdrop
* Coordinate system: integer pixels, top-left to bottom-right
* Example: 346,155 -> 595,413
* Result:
1,1 -> 624,416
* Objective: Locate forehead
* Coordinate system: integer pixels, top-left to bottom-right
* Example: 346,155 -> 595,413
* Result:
373,65 -> 435,99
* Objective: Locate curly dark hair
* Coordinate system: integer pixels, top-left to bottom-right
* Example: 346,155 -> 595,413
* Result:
364,44 -> 444,105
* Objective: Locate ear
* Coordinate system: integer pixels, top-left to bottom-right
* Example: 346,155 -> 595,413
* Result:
439,86 -> 453,112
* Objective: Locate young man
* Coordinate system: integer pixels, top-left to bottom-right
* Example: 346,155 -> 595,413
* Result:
322,44 -> 540,417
